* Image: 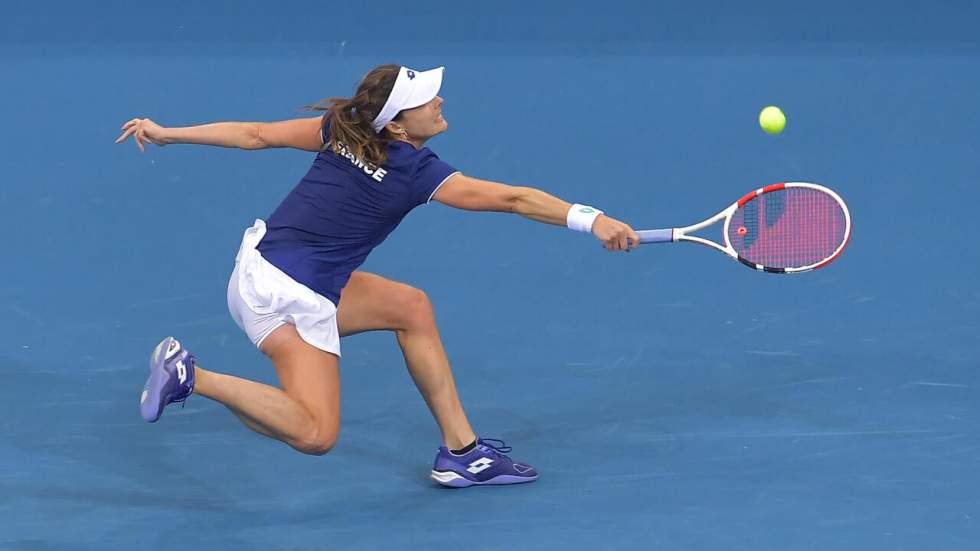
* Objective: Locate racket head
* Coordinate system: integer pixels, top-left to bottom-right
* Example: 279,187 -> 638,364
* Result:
724,183 -> 851,273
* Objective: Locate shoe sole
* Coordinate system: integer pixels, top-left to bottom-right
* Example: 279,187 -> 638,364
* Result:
139,337 -> 179,423
430,469 -> 539,488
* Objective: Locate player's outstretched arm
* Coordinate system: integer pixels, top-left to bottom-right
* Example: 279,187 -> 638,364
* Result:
432,173 -> 639,252
115,116 -> 324,153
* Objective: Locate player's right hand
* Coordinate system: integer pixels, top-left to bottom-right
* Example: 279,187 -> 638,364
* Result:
115,118 -> 168,152
592,215 -> 641,252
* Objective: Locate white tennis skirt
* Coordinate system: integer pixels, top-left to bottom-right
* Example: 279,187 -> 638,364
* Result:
226,219 -> 341,357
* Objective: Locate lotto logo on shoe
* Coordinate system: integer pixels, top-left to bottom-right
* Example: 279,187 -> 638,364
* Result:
466,458 -> 494,474
176,360 -> 187,384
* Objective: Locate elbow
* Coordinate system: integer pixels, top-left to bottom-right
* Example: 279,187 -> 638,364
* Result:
245,123 -> 266,150
505,187 -> 529,214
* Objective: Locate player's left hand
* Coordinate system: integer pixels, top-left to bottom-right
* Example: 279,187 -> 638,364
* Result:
592,215 -> 641,252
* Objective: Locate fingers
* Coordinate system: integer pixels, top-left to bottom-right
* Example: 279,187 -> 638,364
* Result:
117,118 -> 150,152
115,118 -> 140,144
135,123 -> 148,152
601,225 -> 641,253
114,126 -> 137,143
603,234 -> 628,251
593,217 -> 640,253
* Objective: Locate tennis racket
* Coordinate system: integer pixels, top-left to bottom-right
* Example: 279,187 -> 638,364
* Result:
637,182 -> 851,273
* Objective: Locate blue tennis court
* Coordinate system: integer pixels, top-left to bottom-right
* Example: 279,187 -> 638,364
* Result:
3,1 -> 980,548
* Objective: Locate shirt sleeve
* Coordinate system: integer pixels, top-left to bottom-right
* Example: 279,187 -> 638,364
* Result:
412,149 -> 460,206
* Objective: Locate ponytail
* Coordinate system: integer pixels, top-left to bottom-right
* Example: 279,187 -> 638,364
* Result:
306,64 -> 400,168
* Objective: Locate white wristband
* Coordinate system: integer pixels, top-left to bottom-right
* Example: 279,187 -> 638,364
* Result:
566,204 -> 604,233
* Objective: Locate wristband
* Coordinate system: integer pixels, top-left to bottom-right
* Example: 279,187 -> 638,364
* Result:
566,204 -> 604,233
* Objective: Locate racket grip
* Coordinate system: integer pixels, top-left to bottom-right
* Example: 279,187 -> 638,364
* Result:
637,229 -> 674,244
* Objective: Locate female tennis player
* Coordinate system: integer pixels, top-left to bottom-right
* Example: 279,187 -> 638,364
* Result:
117,64 -> 640,488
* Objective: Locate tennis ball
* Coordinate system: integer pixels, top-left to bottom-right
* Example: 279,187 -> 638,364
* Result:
759,106 -> 786,134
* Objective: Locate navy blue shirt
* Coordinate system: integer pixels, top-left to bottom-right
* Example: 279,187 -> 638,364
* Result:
257,119 -> 459,304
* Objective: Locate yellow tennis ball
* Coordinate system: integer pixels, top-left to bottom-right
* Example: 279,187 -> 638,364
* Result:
759,106 -> 786,134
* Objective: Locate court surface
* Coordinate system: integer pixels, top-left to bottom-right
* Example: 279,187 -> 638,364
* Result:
2,1 -> 979,549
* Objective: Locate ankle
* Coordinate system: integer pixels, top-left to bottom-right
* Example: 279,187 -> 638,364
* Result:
191,366 -> 212,396
445,433 -> 477,452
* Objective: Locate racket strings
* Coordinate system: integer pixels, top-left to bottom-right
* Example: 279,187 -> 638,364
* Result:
728,188 -> 847,269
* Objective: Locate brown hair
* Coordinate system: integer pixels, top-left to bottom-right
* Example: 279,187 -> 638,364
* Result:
307,64 -> 400,168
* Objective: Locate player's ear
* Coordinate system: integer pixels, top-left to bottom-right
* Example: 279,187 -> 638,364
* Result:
385,121 -> 407,137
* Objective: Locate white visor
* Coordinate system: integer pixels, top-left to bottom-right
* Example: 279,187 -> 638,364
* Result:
371,66 -> 444,133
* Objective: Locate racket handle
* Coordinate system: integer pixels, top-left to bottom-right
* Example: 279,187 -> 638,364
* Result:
637,229 -> 674,244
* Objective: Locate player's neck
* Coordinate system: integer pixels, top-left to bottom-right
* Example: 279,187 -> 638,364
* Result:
394,135 -> 427,150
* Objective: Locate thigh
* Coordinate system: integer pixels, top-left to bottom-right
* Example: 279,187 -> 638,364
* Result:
227,262 -> 291,349
336,271 -> 427,336
260,323 -> 341,425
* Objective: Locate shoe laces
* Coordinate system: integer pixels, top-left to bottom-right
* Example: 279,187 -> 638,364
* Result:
477,438 -> 513,458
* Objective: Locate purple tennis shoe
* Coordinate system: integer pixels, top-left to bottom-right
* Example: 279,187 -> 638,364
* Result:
139,336 -> 196,422
431,438 -> 538,488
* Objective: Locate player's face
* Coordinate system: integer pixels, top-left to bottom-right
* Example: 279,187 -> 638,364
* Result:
394,96 -> 447,142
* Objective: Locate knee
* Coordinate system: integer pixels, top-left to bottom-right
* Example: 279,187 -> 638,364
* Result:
295,422 -> 339,456
399,287 -> 435,331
